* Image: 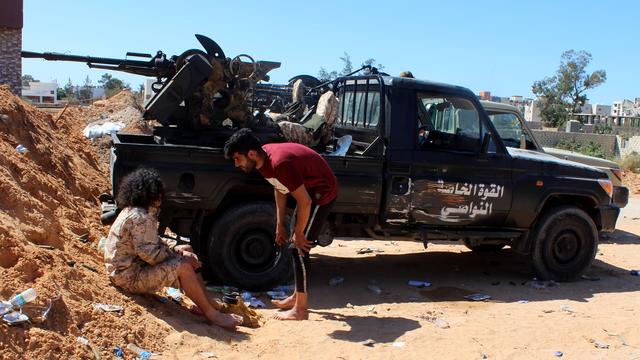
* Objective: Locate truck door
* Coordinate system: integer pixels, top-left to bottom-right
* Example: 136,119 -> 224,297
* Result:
410,93 -> 512,226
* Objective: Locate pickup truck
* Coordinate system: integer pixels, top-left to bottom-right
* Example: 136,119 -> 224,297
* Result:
103,75 -> 620,289
481,100 -> 629,208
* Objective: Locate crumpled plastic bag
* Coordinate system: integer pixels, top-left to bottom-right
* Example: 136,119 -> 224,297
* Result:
83,121 -> 125,139
221,298 -> 262,328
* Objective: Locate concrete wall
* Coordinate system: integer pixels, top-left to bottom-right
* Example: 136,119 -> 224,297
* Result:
532,130 -> 618,156
0,28 -> 22,94
620,135 -> 640,157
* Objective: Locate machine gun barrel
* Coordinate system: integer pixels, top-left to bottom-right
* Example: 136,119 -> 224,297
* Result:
21,50 -> 176,78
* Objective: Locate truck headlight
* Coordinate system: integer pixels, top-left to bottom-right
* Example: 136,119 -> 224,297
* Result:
597,178 -> 613,199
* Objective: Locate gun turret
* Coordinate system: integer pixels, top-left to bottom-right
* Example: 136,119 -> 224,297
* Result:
23,35 -> 283,142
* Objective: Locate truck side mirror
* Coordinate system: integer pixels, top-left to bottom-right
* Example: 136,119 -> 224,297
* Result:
481,133 -> 491,153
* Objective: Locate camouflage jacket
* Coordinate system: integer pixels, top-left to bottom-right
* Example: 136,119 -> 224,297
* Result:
104,206 -> 177,277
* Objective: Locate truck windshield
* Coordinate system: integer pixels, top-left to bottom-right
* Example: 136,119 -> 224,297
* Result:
486,111 -> 537,150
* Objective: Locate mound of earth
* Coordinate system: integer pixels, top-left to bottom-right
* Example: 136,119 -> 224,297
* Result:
0,85 -> 170,359
621,170 -> 640,196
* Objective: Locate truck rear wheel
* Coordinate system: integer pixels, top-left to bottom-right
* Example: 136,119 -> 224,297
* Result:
531,206 -> 598,281
207,202 -> 292,290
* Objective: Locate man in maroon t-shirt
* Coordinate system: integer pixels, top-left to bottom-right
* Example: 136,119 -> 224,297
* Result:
224,128 -> 338,320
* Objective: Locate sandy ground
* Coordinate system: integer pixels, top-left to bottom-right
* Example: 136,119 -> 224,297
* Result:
146,198 -> 640,360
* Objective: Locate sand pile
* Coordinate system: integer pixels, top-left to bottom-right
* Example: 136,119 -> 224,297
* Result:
621,171 -> 640,196
0,85 -> 170,359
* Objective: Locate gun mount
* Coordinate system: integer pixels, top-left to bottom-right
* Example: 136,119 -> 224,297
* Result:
23,34 -> 285,144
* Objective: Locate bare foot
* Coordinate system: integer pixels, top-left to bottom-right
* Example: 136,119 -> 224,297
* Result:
274,307 -> 308,321
271,293 -> 296,309
208,311 -> 243,329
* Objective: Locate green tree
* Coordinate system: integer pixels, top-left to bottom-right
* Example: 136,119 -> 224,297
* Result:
532,50 -> 606,127
21,74 -> 38,87
317,53 -> 385,81
98,73 -> 130,97
56,87 -> 66,100
78,75 -> 93,101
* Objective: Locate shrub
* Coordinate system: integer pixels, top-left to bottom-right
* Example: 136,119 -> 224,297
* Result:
620,152 -> 640,173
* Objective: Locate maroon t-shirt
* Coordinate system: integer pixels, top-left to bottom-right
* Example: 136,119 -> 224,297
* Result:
259,143 -> 338,205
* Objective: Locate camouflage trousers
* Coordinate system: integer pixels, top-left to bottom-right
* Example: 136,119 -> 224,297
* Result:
110,256 -> 183,294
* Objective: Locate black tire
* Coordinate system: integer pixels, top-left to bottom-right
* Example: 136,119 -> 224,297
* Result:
462,240 -> 505,252
207,202 -> 292,291
531,206 -> 598,281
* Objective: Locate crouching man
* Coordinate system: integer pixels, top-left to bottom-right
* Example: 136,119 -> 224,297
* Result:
224,129 -> 338,320
103,168 -> 242,329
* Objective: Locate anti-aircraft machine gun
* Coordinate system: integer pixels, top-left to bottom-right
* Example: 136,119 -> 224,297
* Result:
22,35 -> 292,145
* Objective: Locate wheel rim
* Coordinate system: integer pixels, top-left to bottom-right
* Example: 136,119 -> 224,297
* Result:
552,230 -> 580,264
234,229 -> 279,273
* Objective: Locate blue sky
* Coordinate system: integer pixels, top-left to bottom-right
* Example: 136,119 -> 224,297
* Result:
22,0 -> 639,104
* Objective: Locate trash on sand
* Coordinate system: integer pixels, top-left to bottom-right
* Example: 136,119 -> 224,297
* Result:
272,285 -> 294,293
197,352 -> 216,358
3,311 -> 30,325
113,347 -> 123,358
434,318 -> 450,329
78,233 -> 90,243
367,306 -> 377,314
359,339 -> 376,347
517,300 -> 530,304
329,276 -> 345,286
248,299 -> 265,309
205,285 -> 239,293
83,121 -> 125,139
408,280 -> 431,288
15,144 -> 29,154
77,337 -> 102,360
526,280 -> 558,290
553,351 -> 563,357
92,303 -> 124,314
10,288 -> 37,308
594,341 -> 609,349
392,341 -> 406,347
385,241 -> 399,246
357,248 -> 374,254
464,293 -> 491,301
0,114 -> 9,123
127,343 -> 155,359
81,264 -> 98,273
630,270 -> 639,276
166,287 -> 183,302
36,244 -> 55,250
266,291 -> 288,300
367,284 -> 382,295
560,305 -> 575,313
0,301 -> 13,316
346,303 -> 354,309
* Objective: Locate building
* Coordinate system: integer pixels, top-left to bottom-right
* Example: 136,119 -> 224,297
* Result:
0,0 -> 23,94
22,81 -> 58,104
524,98 -> 543,122
479,90 -> 491,101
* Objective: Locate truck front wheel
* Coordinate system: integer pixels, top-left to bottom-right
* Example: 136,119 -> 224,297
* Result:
531,206 -> 598,281
207,202 -> 292,290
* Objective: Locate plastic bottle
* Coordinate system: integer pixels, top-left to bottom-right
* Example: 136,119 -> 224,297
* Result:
126,343 -> 155,359
9,288 -> 37,307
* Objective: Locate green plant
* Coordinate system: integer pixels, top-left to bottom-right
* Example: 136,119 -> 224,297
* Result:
620,152 -> 640,173
555,139 -> 606,158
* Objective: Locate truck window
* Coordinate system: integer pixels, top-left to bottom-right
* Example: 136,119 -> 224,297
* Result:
486,112 -> 537,150
417,94 -> 482,153
336,78 -> 381,129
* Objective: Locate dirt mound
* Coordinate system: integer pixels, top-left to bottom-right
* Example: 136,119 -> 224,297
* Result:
622,171 -> 640,196
0,85 -> 169,359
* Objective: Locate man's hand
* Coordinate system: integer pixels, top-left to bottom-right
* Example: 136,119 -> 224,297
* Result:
292,232 -> 313,254
275,223 -> 288,246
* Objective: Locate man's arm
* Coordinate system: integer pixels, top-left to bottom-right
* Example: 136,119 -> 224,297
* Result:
131,216 -> 172,265
289,184 -> 313,253
274,189 -> 288,245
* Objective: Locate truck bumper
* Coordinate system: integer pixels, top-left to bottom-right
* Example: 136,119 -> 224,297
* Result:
612,186 -> 629,208
598,205 -> 620,233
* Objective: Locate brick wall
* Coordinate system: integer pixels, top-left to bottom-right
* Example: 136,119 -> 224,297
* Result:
531,130 -> 618,157
0,27 -> 22,94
